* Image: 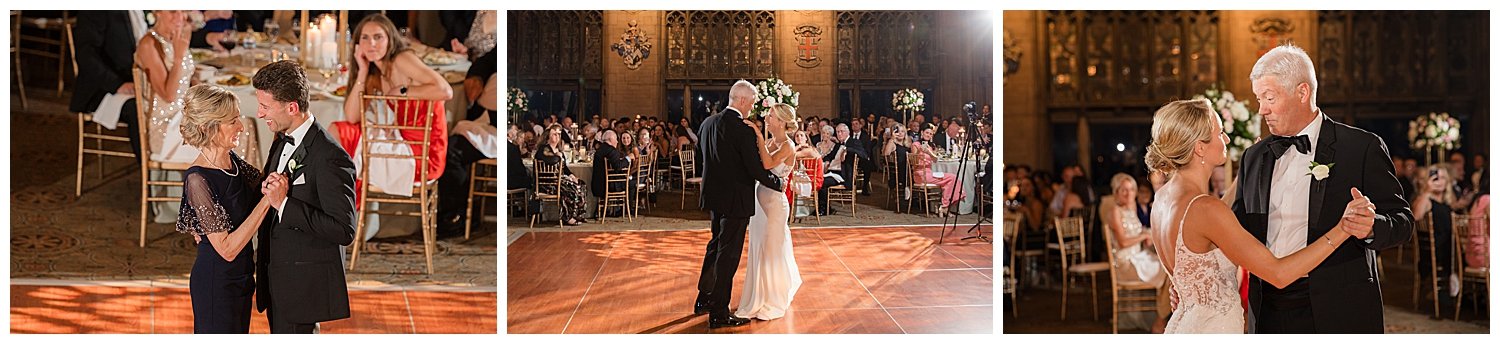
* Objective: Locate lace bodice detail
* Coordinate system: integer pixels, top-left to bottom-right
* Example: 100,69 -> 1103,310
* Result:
1164,194 -> 1245,333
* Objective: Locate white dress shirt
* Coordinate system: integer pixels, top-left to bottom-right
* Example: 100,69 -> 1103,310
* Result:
272,116 -> 316,218
1266,114 -> 1324,259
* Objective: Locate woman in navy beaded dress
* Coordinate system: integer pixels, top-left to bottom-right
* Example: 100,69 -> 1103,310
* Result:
175,84 -> 288,333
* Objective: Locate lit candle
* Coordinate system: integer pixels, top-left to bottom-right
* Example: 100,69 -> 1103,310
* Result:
306,24 -> 322,65
321,41 -> 338,69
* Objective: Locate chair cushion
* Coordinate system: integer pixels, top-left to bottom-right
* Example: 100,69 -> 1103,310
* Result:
1068,262 -> 1110,273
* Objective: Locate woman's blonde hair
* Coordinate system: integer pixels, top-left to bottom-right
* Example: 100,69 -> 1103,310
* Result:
180,84 -> 240,148
1110,173 -> 1137,193
770,103 -> 800,132
1418,165 -> 1457,204
1145,99 -> 1218,175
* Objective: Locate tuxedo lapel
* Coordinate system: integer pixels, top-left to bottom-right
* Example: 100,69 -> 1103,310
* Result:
1307,116 -> 1338,240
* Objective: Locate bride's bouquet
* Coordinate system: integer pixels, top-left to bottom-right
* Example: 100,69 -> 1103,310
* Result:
892,88 -> 925,113
508,87 -> 529,115
1195,85 -> 1257,161
1409,112 -> 1462,151
752,77 -> 799,119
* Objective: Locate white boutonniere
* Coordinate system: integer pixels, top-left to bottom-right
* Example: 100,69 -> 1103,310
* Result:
1308,161 -> 1334,181
287,158 -> 304,174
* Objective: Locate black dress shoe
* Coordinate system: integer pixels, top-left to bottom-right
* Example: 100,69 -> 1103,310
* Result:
707,314 -> 750,329
694,293 -> 711,315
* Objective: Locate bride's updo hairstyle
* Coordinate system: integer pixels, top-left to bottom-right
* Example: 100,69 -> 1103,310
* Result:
770,103 -> 800,132
1145,99 -> 1217,175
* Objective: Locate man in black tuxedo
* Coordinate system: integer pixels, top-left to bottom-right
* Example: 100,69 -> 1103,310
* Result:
1232,44 -> 1412,333
591,130 -> 632,216
251,61 -> 356,334
932,121 -> 963,151
70,11 -> 147,157
818,124 -> 858,215
849,118 -> 875,196
693,80 -> 783,329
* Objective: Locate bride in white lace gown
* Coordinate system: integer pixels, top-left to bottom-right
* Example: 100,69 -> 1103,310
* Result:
735,103 -> 803,321
1144,99 -> 1369,333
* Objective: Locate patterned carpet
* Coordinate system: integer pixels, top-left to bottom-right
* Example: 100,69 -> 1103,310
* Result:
10,91 -> 497,287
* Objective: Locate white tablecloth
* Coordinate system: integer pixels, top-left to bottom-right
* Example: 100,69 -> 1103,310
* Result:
931,160 -> 979,214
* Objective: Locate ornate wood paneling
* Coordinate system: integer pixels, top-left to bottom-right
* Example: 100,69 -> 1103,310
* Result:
664,10 -> 776,80
1043,10 -> 1218,109
835,11 -> 936,80
1317,11 -> 1481,104
507,10 -> 604,80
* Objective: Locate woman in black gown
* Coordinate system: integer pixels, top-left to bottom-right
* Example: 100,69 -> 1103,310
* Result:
175,84 -> 286,333
534,124 -> 588,225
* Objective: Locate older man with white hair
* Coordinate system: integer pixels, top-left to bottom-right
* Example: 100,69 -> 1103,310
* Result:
1230,43 -> 1412,333
693,79 -> 784,329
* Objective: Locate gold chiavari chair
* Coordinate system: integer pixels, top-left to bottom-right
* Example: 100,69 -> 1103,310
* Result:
883,155 -> 905,213
1454,214 -> 1489,320
70,21 -> 136,197
1003,212 -> 1022,318
1100,212 -> 1160,333
349,95 -> 441,274
133,67 -> 192,247
632,153 -> 655,217
530,161 -> 564,228
1054,215 -> 1109,321
597,164 -> 632,223
464,158 -> 498,239
679,150 -> 702,209
1412,215 -> 1439,316
790,158 -> 820,225
907,153 -> 942,217
827,162 -> 858,217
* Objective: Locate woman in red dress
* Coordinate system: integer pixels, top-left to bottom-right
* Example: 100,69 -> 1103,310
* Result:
334,14 -> 453,201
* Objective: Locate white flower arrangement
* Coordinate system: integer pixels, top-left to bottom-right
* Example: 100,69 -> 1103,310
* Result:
892,88 -> 925,113
1194,85 -> 1259,162
508,87 -> 529,115
752,77 -> 799,119
1408,112 -> 1462,152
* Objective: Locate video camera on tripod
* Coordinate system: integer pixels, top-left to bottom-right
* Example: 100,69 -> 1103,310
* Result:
939,101 -> 992,244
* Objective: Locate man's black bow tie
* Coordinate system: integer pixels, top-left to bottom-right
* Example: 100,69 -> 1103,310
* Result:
1267,134 -> 1310,159
277,133 -> 296,146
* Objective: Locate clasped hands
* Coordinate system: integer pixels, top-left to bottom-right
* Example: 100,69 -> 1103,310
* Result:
262,172 -> 291,208
1337,187 -> 1377,240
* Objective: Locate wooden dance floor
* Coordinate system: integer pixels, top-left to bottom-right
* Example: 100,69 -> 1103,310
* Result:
507,225 -> 993,334
10,281 -> 497,333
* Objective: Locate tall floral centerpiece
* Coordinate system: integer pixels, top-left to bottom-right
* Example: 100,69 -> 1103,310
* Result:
1193,84 -> 1257,177
508,87 -> 528,124
1409,112 -> 1462,165
892,88 -> 925,124
752,77 -> 799,120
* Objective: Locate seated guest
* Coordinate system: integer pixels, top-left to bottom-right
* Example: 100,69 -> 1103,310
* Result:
849,118 -> 875,196
534,125 -> 589,226
619,132 -> 638,161
1101,173 -> 1167,330
591,130 -> 633,216
71,10 -> 148,157
190,10 -> 236,52
882,124 -> 912,202
817,124 -> 856,215
334,14 -> 453,204
815,124 -> 836,156
139,10 -> 208,163
1413,165 -> 1457,295
912,127 -> 963,215
505,124 -> 530,190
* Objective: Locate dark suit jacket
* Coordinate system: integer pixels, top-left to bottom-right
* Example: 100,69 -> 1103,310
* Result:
822,140 -> 856,189
255,123 -> 357,324
697,107 -> 781,217
69,11 -> 138,114
508,141 -> 531,189
1232,115 -> 1413,333
591,143 -> 629,197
